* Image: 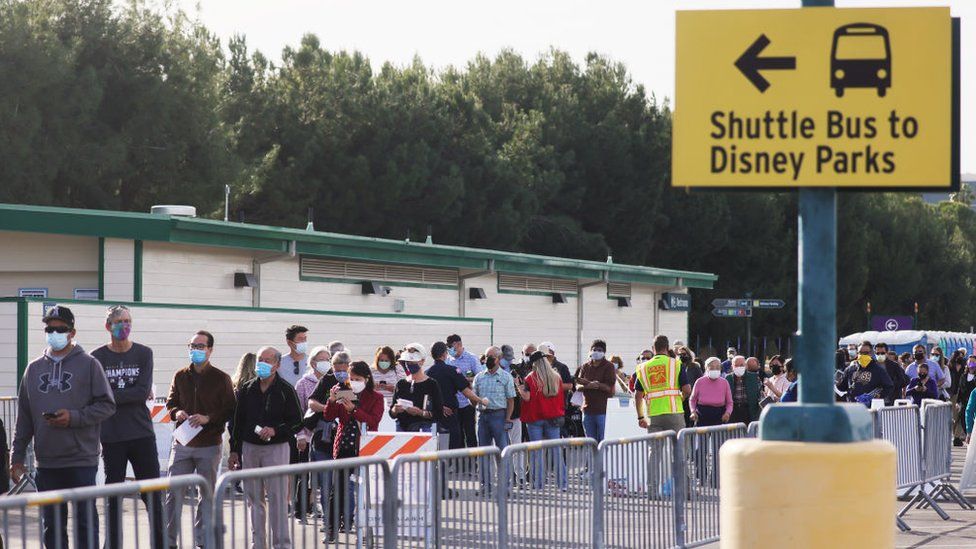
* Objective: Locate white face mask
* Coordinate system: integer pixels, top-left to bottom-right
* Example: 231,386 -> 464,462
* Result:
314,361 -> 330,375
968,374 -> 975,382
295,342 -> 308,355
706,369 -> 721,380
733,366 -> 746,377
349,380 -> 366,394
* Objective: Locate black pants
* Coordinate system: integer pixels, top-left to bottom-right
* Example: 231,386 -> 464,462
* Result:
695,404 -> 725,427
290,438 -> 313,517
102,436 -> 164,549
440,412 -> 463,450
730,403 -> 751,425
457,405 -> 477,448
36,466 -> 98,549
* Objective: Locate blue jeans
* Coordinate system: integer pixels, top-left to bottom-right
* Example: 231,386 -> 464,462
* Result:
526,419 -> 567,489
311,447 -> 334,525
583,413 -> 607,443
477,409 -> 508,450
36,466 -> 98,549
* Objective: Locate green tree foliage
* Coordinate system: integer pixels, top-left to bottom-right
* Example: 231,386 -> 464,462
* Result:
3,0 -> 974,347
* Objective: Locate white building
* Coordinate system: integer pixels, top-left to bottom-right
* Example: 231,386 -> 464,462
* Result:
0,203 -> 716,395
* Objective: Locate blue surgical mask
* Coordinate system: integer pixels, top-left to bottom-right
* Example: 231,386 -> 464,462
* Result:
189,349 -> 207,365
448,347 -> 458,358
46,332 -> 69,352
256,361 -> 273,379
500,358 -> 511,369
591,351 -> 606,361
334,370 -> 349,383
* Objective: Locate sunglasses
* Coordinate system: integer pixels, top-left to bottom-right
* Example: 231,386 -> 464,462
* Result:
44,326 -> 71,334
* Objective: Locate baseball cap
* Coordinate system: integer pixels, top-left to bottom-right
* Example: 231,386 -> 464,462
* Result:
538,341 -> 556,356
400,342 -> 427,363
500,344 -> 516,362
42,305 -> 75,328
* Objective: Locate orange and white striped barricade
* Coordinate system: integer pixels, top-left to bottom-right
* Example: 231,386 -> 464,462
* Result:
357,429 -> 438,541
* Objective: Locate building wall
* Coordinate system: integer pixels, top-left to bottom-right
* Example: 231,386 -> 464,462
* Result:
141,242 -> 254,306
0,231 -> 97,299
0,302 -> 16,395
103,238 -> 135,302
258,258 -> 460,318
462,273 -> 579,366
10,300 -> 491,398
580,283 -> 658,372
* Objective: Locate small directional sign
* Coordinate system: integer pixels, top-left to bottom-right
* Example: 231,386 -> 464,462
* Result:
712,307 -> 753,318
753,299 -> 786,309
673,7 -> 957,189
711,298 -> 739,308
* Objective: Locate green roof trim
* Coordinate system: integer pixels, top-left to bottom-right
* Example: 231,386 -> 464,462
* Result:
0,203 -> 717,289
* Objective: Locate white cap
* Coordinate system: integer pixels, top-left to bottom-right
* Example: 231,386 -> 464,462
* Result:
400,342 -> 427,362
538,341 -> 556,356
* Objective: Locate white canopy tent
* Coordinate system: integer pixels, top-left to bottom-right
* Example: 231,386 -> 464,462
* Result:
839,330 -> 976,355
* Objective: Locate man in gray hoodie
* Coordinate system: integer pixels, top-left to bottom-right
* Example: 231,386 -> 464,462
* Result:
10,305 -> 116,549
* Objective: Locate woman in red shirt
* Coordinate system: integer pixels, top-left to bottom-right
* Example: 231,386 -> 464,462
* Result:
517,351 -> 568,490
323,361 -> 383,539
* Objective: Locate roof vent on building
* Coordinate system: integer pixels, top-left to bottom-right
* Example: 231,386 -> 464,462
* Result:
150,205 -> 197,217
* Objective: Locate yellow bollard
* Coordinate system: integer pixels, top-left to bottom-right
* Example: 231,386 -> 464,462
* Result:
719,438 -> 896,549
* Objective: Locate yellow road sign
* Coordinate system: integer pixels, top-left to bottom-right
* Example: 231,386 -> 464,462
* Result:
673,7 -> 957,188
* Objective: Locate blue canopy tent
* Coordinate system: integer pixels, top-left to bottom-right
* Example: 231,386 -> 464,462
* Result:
839,330 -> 976,357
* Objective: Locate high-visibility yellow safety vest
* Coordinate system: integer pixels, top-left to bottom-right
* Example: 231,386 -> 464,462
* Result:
636,354 -> 683,416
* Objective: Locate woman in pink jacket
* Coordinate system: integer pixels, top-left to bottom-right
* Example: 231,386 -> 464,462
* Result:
689,357 -> 733,427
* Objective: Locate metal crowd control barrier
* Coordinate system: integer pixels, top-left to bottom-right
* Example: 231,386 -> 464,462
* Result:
746,422 -> 759,438
500,438 -> 599,548
0,397 -> 37,496
0,473 -> 210,549
387,446 -> 500,549
873,405 -> 949,531
916,401 -> 974,511
598,432 -> 678,549
675,423 -> 748,548
213,455 -> 390,549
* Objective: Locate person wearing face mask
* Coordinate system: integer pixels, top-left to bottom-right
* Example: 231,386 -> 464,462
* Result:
574,340 -> 617,443
906,344 -> 945,393
677,348 -> 704,427
321,361 -> 384,540
689,358 -> 733,427
292,346 -> 331,522
610,355 -> 631,393
724,356 -> 761,423
279,325 -> 309,388
780,359 -> 799,403
763,356 -> 789,402
164,330 -> 235,549
906,363 -> 938,406
11,305 -> 116,549
228,346 -> 303,549
425,341 -> 490,449
836,341 -> 894,407
389,343 -> 444,432
372,346 -> 404,400
91,305 -> 162,549
304,350 -> 351,532
473,349 -> 517,449
445,334 -> 482,448
874,343 -> 909,405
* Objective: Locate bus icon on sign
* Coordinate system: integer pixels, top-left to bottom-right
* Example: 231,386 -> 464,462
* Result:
830,23 -> 891,97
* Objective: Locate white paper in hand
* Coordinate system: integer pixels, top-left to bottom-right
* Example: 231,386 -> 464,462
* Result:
173,421 -> 203,446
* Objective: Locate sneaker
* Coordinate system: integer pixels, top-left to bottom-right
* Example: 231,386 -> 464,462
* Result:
954,437 -> 964,447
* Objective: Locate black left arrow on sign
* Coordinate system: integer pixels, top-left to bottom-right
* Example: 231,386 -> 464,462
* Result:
735,34 -> 796,93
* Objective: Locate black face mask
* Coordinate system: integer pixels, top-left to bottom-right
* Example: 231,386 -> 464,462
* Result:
914,353 -> 925,361
680,355 -> 690,362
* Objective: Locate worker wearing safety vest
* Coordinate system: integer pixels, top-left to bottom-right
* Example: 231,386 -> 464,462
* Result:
634,334 -> 691,433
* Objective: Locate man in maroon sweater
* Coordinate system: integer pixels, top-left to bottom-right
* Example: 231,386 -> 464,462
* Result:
575,339 -> 617,443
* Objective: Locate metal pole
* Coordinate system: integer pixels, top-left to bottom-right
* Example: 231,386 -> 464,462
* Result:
797,188 -> 835,405
224,184 -> 230,222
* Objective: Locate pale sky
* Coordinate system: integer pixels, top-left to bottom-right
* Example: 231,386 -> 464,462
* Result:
176,0 -> 974,173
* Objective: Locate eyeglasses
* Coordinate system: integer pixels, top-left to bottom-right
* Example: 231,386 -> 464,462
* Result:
188,343 -> 208,350
44,326 -> 71,334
